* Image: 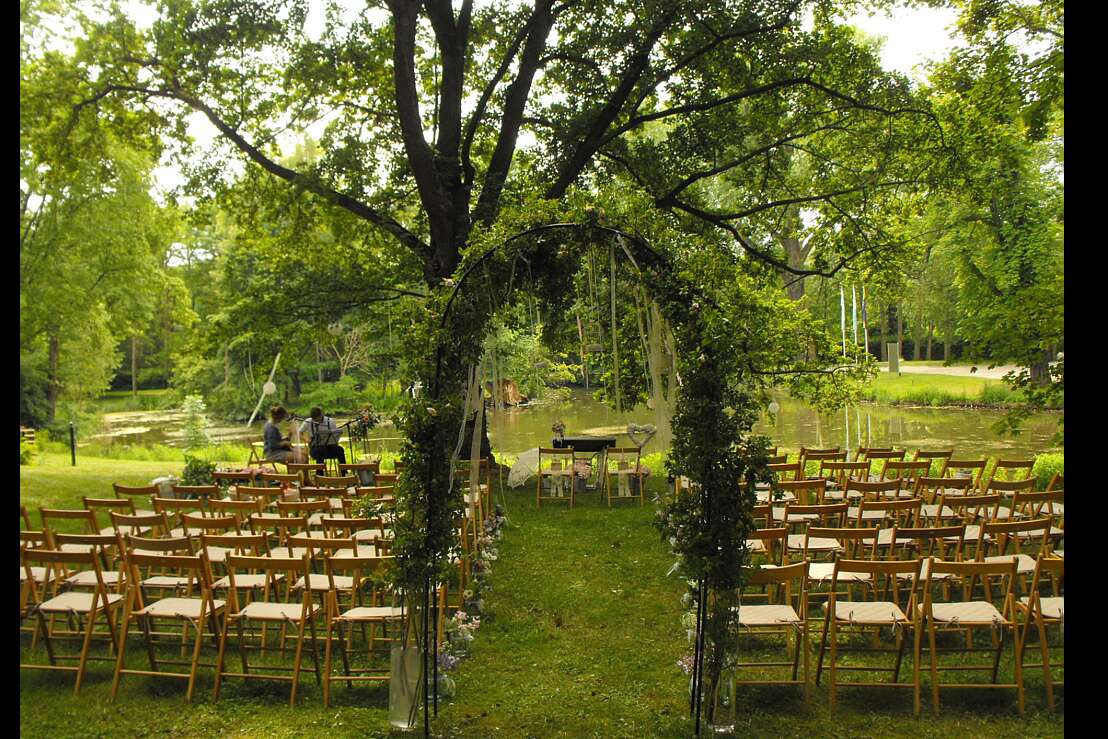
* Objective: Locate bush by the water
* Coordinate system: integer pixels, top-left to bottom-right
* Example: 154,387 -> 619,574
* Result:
1032,453 -> 1064,489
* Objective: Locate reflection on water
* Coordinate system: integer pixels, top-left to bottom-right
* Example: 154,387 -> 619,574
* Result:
93,389 -> 1062,460
486,390 -> 1060,459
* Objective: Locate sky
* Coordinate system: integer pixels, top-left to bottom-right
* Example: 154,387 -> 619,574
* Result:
111,2 -> 964,195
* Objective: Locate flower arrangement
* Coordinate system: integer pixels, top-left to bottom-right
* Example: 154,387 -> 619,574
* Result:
551,420 -> 566,439
351,404 -> 382,440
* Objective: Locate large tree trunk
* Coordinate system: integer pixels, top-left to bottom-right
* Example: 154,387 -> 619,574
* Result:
1030,349 -> 1053,386
46,332 -> 60,424
779,236 -> 810,301
879,307 -> 888,361
926,322 -> 934,360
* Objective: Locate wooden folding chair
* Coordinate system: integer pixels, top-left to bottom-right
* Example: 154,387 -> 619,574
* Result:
885,525 -> 967,604
212,469 -> 261,491
1045,473 -> 1063,494
1016,555 -> 1063,710
795,526 -> 879,620
861,449 -> 906,480
373,472 -> 400,488
40,508 -> 100,552
930,492 -> 1001,559
112,483 -> 158,516
260,472 -> 301,489
844,479 -> 909,507
990,459 -> 1035,485
772,500 -> 848,533
53,532 -> 126,594
207,497 -> 265,528
854,446 -> 893,462
985,478 -> 1035,519
111,542 -> 224,701
537,447 -> 575,508
798,446 -> 841,468
817,558 -> 923,714
21,546 -> 124,694
766,453 -> 789,465
976,517 -> 1053,597
603,448 -> 645,507
247,440 -> 280,471
322,515 -> 390,554
820,461 -> 871,501
153,497 -> 207,538
726,560 -> 810,711
232,484 -> 288,509
914,477 -> 974,523
214,553 -> 323,706
917,557 -> 1024,715
184,514 -> 248,571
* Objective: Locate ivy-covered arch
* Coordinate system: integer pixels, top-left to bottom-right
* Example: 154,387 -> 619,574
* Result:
388,219 -> 774,734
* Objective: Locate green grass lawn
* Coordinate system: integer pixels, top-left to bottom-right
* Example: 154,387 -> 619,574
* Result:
863,372 -> 1020,407
21,455 -> 1063,737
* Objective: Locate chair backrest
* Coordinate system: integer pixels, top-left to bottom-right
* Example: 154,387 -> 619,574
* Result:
207,497 -> 265,527
781,501 -> 848,527
538,448 -> 575,472
936,492 -> 1001,523
747,527 -> 788,566
939,458 -> 987,490
109,510 -> 173,539
854,446 -> 894,462
181,512 -> 240,535
863,449 -> 905,462
984,476 -> 1035,497
286,533 -> 355,560
113,483 -> 159,501
321,515 -> 382,539
232,485 -> 286,504
373,472 -> 400,487
353,485 -> 394,500
22,546 -> 113,605
224,553 -> 312,611
605,448 -> 642,471
1026,556 -> 1063,609
82,497 -> 136,530
804,526 -> 879,561
913,477 -> 973,504
887,525 -> 966,562
979,516 -> 1053,559
912,449 -> 954,476
251,514 -> 309,545
40,507 -> 99,540
768,461 -> 802,482
1045,473 -> 1063,494
856,497 -> 922,529
991,458 -> 1035,483
831,558 -> 922,602
765,454 -> 789,465
277,499 -> 330,518
740,559 -> 808,614
122,533 -> 195,554
799,448 -> 843,471
51,533 -> 121,579
152,496 -> 205,523
1010,489 -> 1063,523
880,460 -> 930,485
121,544 -> 215,610
923,557 -> 1017,602
340,461 -> 381,474
844,478 -> 903,502
259,472 -> 300,487
819,461 -> 870,488
315,475 -> 358,489
170,484 -> 219,500
200,531 -> 266,556
778,478 -> 827,505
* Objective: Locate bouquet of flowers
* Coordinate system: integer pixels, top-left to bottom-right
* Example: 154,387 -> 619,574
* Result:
351,404 -> 382,440
551,420 -> 566,440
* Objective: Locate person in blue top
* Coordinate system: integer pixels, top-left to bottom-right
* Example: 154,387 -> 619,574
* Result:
263,405 -> 306,464
299,407 -> 347,465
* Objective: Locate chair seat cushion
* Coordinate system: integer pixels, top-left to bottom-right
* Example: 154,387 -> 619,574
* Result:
787,535 -> 842,552
832,600 -> 908,624
846,508 -> 886,521
20,566 -> 48,584
138,596 -> 224,619
983,553 -> 1038,574
756,490 -> 796,503
925,600 -> 1008,625
40,591 -> 123,613
336,605 -> 404,622
1019,595 -> 1064,619
293,574 -> 354,591
236,601 -> 320,621
920,504 -> 956,520
65,570 -> 122,587
876,529 -> 912,546
212,573 -> 283,590
808,562 -> 870,583
142,575 -> 193,589
772,508 -> 819,523
737,604 -> 802,627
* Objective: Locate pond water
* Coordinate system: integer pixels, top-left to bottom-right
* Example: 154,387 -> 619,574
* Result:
92,389 -> 1060,461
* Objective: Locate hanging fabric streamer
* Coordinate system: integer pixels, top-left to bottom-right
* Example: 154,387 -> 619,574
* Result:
610,241 -> 621,414
862,285 -> 870,358
852,284 -> 858,347
839,286 -> 847,358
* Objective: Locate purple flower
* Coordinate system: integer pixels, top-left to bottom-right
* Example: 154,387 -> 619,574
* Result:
677,654 -> 695,676
438,652 -> 460,671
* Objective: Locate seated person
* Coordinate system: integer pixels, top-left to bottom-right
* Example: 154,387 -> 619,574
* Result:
264,405 -> 307,464
299,406 -> 347,465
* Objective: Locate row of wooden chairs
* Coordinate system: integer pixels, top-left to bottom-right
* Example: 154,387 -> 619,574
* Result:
725,554 -> 1063,717
537,447 -> 649,508
20,521 -> 428,705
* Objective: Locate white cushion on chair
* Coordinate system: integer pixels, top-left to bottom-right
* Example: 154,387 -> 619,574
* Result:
832,600 -> 908,624
808,562 -> 870,583
39,591 -> 123,614
737,604 -> 802,626
925,600 -> 1007,625
1019,595 -> 1063,619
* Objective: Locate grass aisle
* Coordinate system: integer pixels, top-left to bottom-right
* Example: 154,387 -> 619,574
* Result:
435,488 -> 689,737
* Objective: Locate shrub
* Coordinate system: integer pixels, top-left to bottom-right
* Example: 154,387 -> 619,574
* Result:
181,455 -> 217,486
181,394 -> 211,451
20,439 -> 35,466
1032,453 -> 1064,490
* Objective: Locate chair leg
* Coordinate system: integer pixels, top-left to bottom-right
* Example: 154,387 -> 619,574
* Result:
1037,617 -> 1054,710
187,615 -> 206,702
929,621 -> 940,716
289,621 -> 306,706
323,619 -> 335,707
110,604 -> 134,699
74,601 -> 99,695
213,614 -> 232,701
815,606 -> 831,685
